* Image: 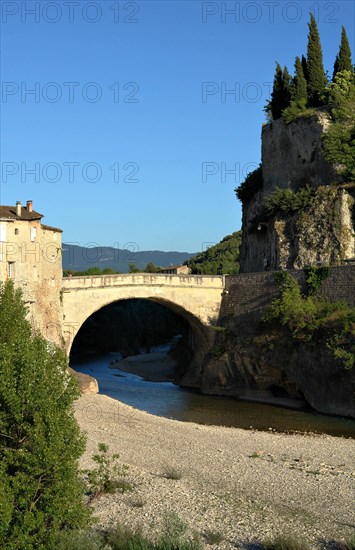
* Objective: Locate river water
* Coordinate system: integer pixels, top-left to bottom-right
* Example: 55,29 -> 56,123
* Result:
71,350 -> 355,439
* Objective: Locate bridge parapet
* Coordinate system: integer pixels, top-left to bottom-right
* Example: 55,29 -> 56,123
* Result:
62,273 -> 225,290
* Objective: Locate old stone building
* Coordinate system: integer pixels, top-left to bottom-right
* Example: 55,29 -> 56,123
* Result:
158,265 -> 191,275
0,200 -> 63,345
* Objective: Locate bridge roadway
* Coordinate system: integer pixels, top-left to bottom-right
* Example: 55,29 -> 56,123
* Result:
62,273 -> 225,353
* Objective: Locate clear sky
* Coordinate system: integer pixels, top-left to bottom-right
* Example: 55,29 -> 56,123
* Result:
1,0 -> 354,252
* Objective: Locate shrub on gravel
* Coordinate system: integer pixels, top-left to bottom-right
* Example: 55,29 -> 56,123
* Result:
262,534 -> 310,550
83,442 -> 132,499
163,466 -> 183,480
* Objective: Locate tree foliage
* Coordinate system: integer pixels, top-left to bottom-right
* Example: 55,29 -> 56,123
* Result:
263,272 -> 355,369
323,70 -> 355,180
235,165 -> 263,203
291,56 -> 308,103
144,262 -> 160,273
333,26 -> 353,79
185,232 -> 241,275
306,13 -> 327,106
265,185 -> 316,218
0,280 -> 90,549
265,63 -> 292,120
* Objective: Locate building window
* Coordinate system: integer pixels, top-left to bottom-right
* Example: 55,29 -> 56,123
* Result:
7,262 -> 15,278
15,228 -> 19,235
30,227 -> 37,242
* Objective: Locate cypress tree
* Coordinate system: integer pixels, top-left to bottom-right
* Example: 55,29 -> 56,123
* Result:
301,54 -> 309,84
0,280 -> 90,548
267,62 -> 291,120
306,13 -> 327,106
333,26 -> 353,79
283,66 -> 292,108
291,56 -> 308,102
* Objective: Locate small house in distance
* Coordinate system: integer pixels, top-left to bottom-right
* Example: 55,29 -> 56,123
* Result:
158,265 -> 191,275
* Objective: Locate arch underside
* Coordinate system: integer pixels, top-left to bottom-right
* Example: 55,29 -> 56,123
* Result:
63,289 -> 219,387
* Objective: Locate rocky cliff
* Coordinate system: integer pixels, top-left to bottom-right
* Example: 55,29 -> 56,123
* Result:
177,267 -> 355,418
239,114 -> 355,273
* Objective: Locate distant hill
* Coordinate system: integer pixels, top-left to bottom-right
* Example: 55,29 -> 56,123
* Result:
62,244 -> 197,273
185,232 -> 241,275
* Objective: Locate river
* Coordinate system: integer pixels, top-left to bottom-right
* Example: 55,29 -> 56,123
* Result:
71,349 -> 355,439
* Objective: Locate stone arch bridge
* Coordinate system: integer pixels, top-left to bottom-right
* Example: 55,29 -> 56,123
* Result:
62,273 -> 225,370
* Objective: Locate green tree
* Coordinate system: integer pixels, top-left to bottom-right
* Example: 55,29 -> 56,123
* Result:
306,13 -> 327,106
144,262 -> 160,273
291,56 -> 308,103
186,232 -> 241,275
323,70 -> 355,180
85,266 -> 102,276
333,26 -> 353,80
301,54 -> 309,84
265,63 -> 291,120
128,263 -> 140,273
0,280 -> 90,549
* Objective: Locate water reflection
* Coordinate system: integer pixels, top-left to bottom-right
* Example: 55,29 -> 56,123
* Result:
72,352 -> 355,439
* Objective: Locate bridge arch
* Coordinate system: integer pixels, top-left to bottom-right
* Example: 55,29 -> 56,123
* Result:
62,274 -> 224,382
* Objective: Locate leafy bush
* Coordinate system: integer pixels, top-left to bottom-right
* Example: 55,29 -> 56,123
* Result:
322,70 -> 355,181
84,442 -> 132,499
304,265 -> 330,295
282,100 -> 316,124
265,186 -> 316,218
50,529 -> 103,550
262,534 -> 310,550
163,466 -> 183,480
105,512 -> 202,550
263,272 -> 355,369
204,530 -> 224,544
235,165 -> 263,203
0,280 -> 90,549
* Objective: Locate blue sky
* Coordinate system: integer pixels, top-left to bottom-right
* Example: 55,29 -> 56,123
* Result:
1,0 -> 354,252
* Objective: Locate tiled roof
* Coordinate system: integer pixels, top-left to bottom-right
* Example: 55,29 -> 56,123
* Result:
42,223 -> 63,233
158,265 -> 186,271
0,205 -> 43,221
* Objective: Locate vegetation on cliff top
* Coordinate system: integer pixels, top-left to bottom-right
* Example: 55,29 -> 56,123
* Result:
0,280 -> 90,548
236,17 -> 354,205
184,232 -> 241,275
265,16 -> 353,120
263,271 -> 355,369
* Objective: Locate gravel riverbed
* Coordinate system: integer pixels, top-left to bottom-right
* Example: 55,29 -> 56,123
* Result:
75,394 -> 355,548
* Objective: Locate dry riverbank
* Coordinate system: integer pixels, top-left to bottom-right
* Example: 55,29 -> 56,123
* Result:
75,394 -> 355,548
109,351 -> 176,382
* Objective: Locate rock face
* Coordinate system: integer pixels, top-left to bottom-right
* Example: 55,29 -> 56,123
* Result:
69,367 -> 99,395
177,268 -> 355,419
261,114 -> 341,193
198,338 -> 355,418
239,114 -> 355,273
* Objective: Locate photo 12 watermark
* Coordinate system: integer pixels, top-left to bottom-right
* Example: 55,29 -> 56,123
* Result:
1,81 -> 140,104
202,161 -> 259,184
201,2 -> 340,24
202,81 -> 272,104
63,241 -> 140,266
1,161 -> 140,184
1,1 -> 140,24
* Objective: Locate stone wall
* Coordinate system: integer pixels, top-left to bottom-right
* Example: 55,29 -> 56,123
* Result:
261,113 -> 342,194
223,265 -> 355,333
